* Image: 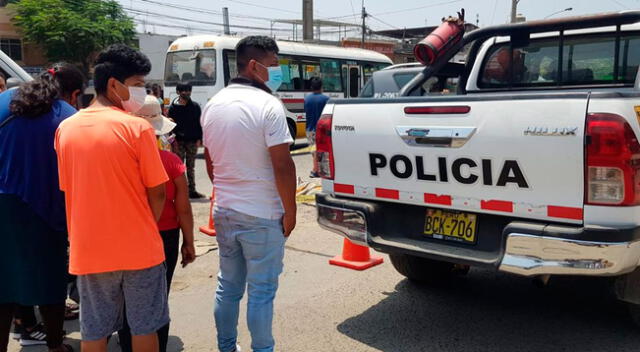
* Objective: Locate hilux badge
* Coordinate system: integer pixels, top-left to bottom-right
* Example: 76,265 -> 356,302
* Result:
523,126 -> 578,136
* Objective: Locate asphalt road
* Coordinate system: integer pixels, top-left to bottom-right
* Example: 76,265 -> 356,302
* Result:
8,140 -> 640,352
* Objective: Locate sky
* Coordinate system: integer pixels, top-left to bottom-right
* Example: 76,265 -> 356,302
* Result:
116,0 -> 640,40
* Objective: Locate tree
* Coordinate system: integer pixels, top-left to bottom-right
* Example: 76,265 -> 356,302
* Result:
9,0 -> 136,74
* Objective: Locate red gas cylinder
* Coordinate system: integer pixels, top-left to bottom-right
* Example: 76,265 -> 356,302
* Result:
414,9 -> 466,66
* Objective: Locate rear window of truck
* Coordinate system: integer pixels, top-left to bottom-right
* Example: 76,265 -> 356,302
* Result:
479,32 -> 640,88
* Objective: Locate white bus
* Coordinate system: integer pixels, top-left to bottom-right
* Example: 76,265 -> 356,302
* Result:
163,35 -> 392,138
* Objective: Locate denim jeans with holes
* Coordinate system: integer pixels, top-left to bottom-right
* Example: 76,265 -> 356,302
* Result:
213,206 -> 286,352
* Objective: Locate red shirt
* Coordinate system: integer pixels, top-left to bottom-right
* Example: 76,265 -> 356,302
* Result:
158,150 -> 186,231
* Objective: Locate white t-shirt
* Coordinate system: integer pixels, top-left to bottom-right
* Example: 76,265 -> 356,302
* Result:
201,83 -> 293,220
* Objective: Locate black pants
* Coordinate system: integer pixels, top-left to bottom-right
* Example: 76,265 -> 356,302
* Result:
0,303 -> 65,351
14,305 -> 37,327
118,228 -> 180,352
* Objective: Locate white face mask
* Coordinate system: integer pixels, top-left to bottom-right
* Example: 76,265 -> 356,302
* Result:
118,86 -> 147,113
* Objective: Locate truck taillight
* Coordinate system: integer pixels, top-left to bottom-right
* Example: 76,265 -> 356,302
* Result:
586,113 -> 640,206
315,114 -> 334,179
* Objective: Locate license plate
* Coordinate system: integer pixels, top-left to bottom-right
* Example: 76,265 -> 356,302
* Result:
424,209 -> 477,244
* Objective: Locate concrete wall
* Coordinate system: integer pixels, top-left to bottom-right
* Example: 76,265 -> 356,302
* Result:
137,33 -> 179,82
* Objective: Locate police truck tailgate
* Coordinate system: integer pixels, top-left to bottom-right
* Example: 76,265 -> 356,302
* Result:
328,94 -> 587,225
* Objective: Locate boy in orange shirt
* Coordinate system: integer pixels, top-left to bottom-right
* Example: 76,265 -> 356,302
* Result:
55,45 -> 169,352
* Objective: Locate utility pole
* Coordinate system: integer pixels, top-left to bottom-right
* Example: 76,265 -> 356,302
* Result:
510,0 -> 520,23
361,1 -> 367,48
303,0 -> 314,41
222,7 -> 231,35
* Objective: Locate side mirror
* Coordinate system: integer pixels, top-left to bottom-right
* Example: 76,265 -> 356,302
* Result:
6,77 -> 21,89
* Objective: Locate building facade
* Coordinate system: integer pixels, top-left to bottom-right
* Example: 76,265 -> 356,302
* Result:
0,6 -> 48,75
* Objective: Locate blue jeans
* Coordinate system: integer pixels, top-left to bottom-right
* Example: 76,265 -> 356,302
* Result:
213,206 -> 286,352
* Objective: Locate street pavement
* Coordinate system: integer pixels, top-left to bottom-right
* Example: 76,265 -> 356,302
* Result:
8,140 -> 640,352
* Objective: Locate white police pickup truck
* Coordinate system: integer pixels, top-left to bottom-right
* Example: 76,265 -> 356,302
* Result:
315,11 -> 640,322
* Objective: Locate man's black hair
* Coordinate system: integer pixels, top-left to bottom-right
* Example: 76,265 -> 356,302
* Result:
93,44 -> 151,95
235,36 -> 279,72
310,77 -> 323,91
176,83 -> 192,92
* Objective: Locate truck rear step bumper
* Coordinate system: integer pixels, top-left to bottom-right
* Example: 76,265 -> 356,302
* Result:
500,233 -> 640,276
316,193 -> 640,277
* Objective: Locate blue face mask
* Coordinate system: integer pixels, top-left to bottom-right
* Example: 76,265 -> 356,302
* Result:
265,66 -> 283,93
257,62 -> 283,93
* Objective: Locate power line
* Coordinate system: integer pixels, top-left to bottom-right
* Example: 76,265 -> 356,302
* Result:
131,0 -> 276,22
125,0 -> 366,38
324,0 -> 463,20
124,7 -> 291,32
133,19 -> 282,36
610,0 -> 631,9
222,0 -> 299,15
348,0 -> 359,23
122,0 -> 376,40
490,0 -> 499,25
133,19 -> 217,34
373,0 -> 463,16
368,14 -> 400,30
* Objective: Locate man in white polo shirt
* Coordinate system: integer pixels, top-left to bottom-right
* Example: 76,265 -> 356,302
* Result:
201,36 -> 296,352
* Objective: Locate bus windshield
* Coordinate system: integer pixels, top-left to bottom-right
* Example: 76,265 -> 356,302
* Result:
165,49 -> 216,86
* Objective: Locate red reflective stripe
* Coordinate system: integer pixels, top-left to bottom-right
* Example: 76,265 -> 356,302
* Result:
404,106 -> 471,115
282,98 -> 304,104
481,200 -> 513,213
376,188 -> 399,200
334,183 -> 355,194
547,206 -> 583,220
424,193 -> 452,206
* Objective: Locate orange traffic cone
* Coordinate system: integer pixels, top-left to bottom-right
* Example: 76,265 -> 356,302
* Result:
199,190 -> 216,237
329,238 -> 383,270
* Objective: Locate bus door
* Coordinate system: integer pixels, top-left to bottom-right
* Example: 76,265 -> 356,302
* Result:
342,64 -> 362,98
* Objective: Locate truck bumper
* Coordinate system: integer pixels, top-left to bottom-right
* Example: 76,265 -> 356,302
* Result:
499,233 -> 640,276
316,193 -> 640,277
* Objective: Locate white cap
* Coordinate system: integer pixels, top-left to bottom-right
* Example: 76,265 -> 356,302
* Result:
135,95 -> 176,135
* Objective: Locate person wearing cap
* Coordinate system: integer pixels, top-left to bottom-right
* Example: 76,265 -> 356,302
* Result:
115,95 -> 197,352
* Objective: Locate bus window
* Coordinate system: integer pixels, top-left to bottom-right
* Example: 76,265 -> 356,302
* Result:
223,50 -> 237,86
342,66 -> 348,94
165,49 -> 216,86
278,55 -> 302,91
320,59 -> 342,92
301,60 -> 321,90
362,62 -> 388,85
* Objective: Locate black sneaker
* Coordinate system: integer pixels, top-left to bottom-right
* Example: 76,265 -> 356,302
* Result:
11,322 -> 23,340
189,191 -> 206,199
19,323 -> 47,346
309,171 -> 319,178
